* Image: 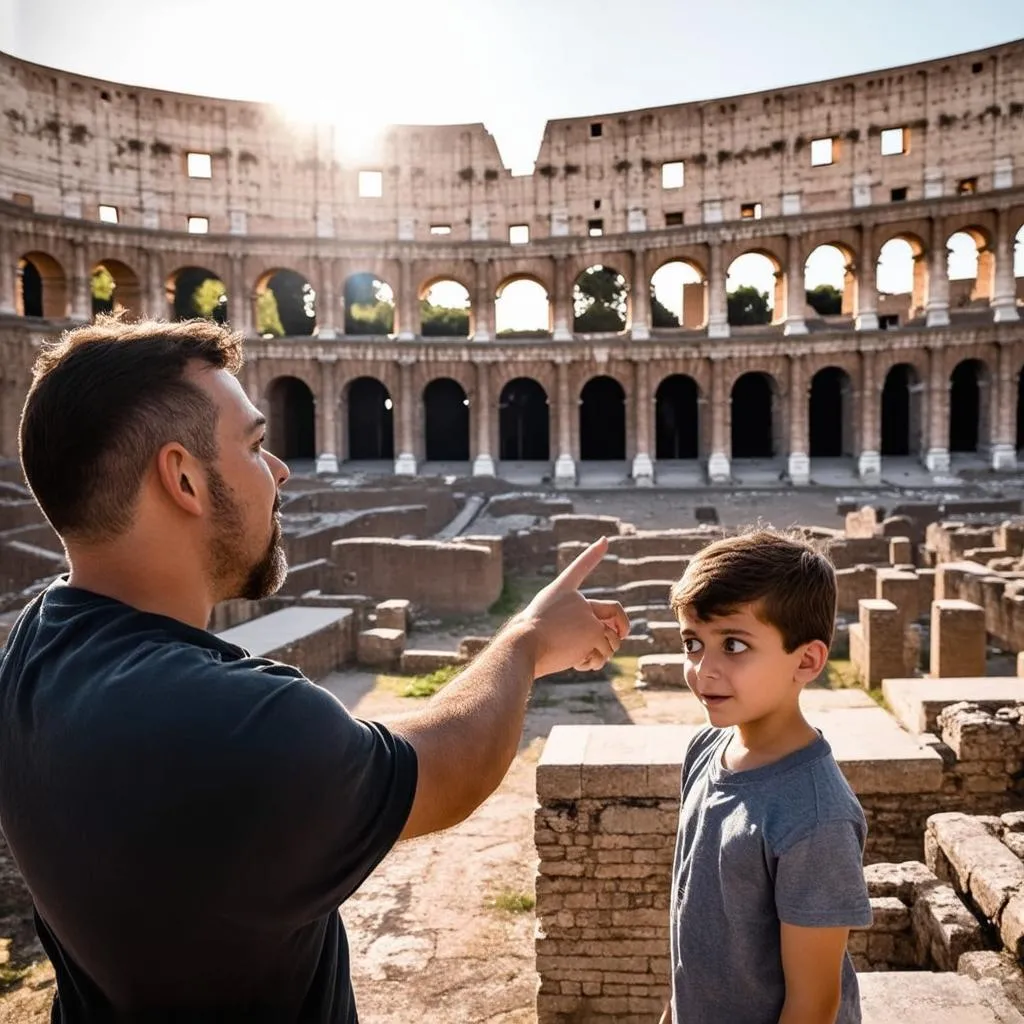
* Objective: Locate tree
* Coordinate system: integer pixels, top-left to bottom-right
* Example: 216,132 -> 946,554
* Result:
191,278 -> 228,322
573,266 -> 627,332
727,285 -> 770,326
650,287 -> 680,328
256,289 -> 285,337
345,272 -> 382,307
420,299 -> 469,337
806,284 -> 843,317
91,266 -> 115,316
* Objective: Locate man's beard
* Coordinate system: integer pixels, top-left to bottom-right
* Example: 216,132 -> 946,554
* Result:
206,466 -> 288,601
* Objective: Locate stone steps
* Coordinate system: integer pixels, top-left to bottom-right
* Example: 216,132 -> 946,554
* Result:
859,971 -> 1024,1023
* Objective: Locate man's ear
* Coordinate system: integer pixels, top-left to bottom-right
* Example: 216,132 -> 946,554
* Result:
794,639 -> 829,685
155,443 -> 204,517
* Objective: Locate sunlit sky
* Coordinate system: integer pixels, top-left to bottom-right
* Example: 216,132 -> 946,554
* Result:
2,0 -> 1022,326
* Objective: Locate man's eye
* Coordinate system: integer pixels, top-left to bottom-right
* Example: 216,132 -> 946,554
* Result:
252,436 -> 265,452
724,638 -> 749,654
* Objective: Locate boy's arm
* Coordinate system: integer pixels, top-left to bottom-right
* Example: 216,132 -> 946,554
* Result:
778,923 -> 849,1024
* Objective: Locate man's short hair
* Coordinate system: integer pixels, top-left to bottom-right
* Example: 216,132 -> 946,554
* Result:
19,315 -> 244,543
670,528 -> 837,652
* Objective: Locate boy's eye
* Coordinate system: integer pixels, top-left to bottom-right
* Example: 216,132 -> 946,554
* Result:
723,637 -> 749,654
681,637 -> 703,654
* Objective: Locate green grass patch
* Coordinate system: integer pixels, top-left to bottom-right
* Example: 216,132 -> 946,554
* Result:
489,578 -> 527,618
816,658 -> 861,690
399,664 -> 462,699
0,963 -> 31,993
489,889 -> 536,914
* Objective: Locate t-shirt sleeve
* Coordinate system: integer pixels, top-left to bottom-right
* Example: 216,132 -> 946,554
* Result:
774,819 -> 873,929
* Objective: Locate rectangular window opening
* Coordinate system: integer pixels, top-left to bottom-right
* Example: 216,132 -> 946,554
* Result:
587,218 -> 604,237
358,170 -> 383,198
957,177 -> 977,195
509,224 -> 530,245
187,215 -> 209,234
186,152 -> 212,178
880,127 -> 906,156
810,138 -> 834,167
665,212 -> 684,227
589,122 -> 603,138
12,193 -> 34,210
740,202 -> 763,220
430,224 -> 452,235
593,199 -> 602,210
890,187 -> 908,202
662,160 -> 685,189
98,204 -> 119,224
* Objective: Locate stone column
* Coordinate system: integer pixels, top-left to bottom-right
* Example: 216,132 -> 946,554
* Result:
630,250 -> 651,340
783,235 -> 808,336
316,256 -> 338,339
707,242 -> 730,338
924,347 -> 950,475
631,359 -> 654,484
146,249 -> 166,320
991,342 -> 1018,471
70,241 -> 90,321
925,220 -> 951,327
707,355 -> 730,481
396,258 -> 416,340
0,225 -> 15,314
229,255 -> 252,336
786,356 -> 810,484
858,349 -> 882,483
855,227 -> 880,331
991,208 -> 1021,323
315,358 -> 339,474
551,256 -> 572,340
471,259 -> 494,341
554,357 -> 576,486
472,360 -> 496,476
394,356 -> 417,475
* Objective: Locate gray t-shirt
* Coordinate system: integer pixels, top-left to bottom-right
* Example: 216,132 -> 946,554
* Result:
671,726 -> 872,1024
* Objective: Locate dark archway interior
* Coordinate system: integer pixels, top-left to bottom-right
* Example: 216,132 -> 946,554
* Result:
499,378 -> 550,460
268,378 -> 315,462
172,267 -> 227,323
265,270 -> 316,336
655,375 -> 699,459
949,361 -> 981,453
809,367 -> 847,457
731,373 -> 774,458
881,364 -> 914,456
424,378 -> 470,461
20,259 -> 42,317
580,376 -> 626,460
348,377 -> 394,460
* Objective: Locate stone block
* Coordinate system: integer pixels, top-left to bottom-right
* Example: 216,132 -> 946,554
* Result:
648,621 -> 682,654
931,600 -> 987,678
458,635 -> 490,659
911,883 -> 984,971
877,569 -> 921,625
375,598 -> 411,633
618,634 -> 655,656
635,654 -> 687,690
890,537 -> 914,566
857,598 -> 904,688
356,627 -> 405,668
869,895 -> 911,933
846,506 -> 880,538
864,861 -> 941,903
399,649 -> 465,674
836,565 -> 879,614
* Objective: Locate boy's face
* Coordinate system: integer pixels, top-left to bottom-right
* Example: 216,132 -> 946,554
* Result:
677,601 -> 813,729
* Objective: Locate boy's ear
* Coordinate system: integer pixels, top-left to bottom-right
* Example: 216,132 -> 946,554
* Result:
794,639 -> 829,684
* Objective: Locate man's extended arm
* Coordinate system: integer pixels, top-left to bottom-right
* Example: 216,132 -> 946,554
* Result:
387,537 -> 628,840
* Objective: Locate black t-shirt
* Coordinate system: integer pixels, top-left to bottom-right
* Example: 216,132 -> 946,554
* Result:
0,579 -> 418,1023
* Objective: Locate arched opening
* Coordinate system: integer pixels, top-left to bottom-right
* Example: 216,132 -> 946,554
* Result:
949,359 -> 988,454
495,278 -> 551,337
947,228 -> 993,310
423,378 -> 470,461
347,377 -> 394,460
499,378 -> 550,460
804,244 -> 855,318
731,373 -> 775,457
880,364 -> 922,457
17,252 -> 67,318
876,236 -> 926,326
1016,225 -> 1024,295
421,280 -> 471,337
344,273 -> 395,335
266,376 -> 316,462
1017,366 -> 1024,452
726,252 -> 781,326
254,268 -> 317,337
91,260 -> 141,319
168,267 -> 228,323
650,260 -> 705,329
809,367 -> 853,457
579,376 -> 626,460
655,375 -> 700,459
573,265 -> 628,334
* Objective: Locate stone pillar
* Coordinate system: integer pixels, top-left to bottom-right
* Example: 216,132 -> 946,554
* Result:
631,359 -> 654,484
925,347 -> 950,475
706,242 -> 730,338
396,258 -> 416,340
229,255 -> 252,336
930,600 -> 986,678
991,342 -> 1017,471
855,229 -> 880,330
630,250 -> 651,340
551,256 -> 572,340
471,259 -> 494,342
991,208 -> 1021,323
554,358 -> 576,486
472,360 -> 495,476
707,355 -> 730,482
394,356 -> 417,475
147,250 -> 166,320
858,349 -> 882,483
787,356 -> 810,484
925,220 -> 951,327
316,256 -> 338,339
853,598 -> 903,689
316,359 -> 339,474
0,225 -> 15,314
783,235 -> 808,335
70,241 -> 90,321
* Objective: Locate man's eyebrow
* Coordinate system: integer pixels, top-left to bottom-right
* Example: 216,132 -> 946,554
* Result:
245,414 -> 267,437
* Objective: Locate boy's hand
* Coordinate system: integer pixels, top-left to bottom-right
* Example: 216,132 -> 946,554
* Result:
513,537 -> 630,679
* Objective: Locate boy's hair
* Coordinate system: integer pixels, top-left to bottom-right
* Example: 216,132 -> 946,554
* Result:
669,528 -> 836,652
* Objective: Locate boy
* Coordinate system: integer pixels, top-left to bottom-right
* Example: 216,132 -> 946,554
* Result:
663,529 -> 871,1024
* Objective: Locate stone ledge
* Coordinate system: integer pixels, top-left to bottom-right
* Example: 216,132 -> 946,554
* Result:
859,971 -> 1024,1023
883,677 -> 1024,735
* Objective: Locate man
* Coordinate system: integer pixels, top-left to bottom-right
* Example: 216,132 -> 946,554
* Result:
0,316 -> 628,1023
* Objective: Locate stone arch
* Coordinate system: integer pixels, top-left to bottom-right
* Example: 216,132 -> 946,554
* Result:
880,363 -> 923,457
731,372 -> 778,457
804,243 -> 856,318
266,376 -> 316,462
17,251 -> 67,318
420,279 -> 471,338
343,272 -> 395,335
809,366 -> 854,457
946,226 -> 994,309
90,258 -> 141,319
579,375 -> 626,460
655,374 -> 700,459
346,377 -> 394,461
495,276 -> 551,337
254,268 -> 317,337
423,377 -> 470,461
949,358 -> 990,454
650,259 -> 706,329
876,234 -> 927,323
726,250 -> 784,326
499,377 -> 550,460
167,266 -> 228,323
573,265 -> 629,334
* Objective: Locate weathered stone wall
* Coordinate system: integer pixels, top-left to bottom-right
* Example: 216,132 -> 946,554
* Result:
284,505 -> 431,565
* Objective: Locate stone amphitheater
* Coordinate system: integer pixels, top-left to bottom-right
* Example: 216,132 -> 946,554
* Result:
2,31 -> 1024,1024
